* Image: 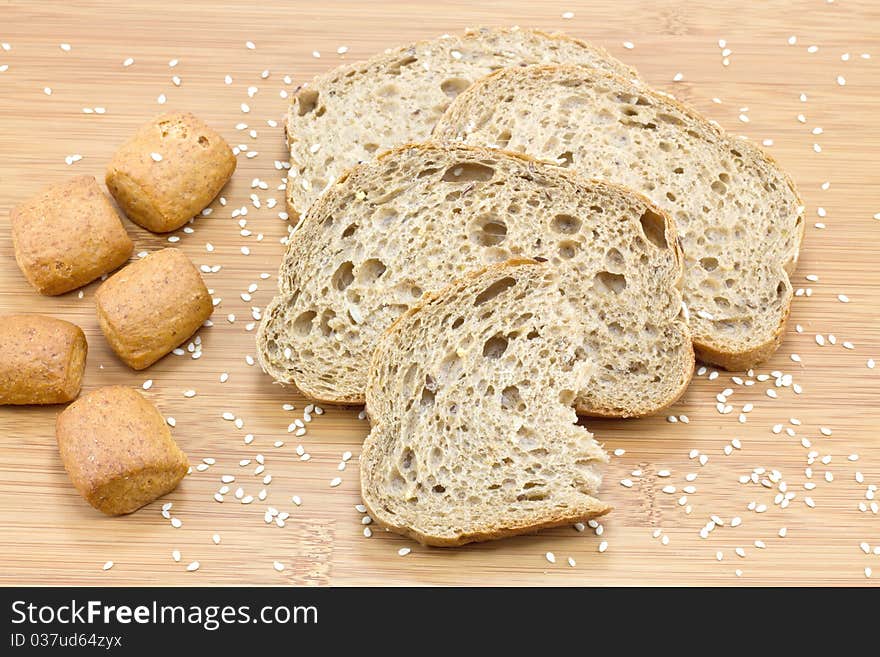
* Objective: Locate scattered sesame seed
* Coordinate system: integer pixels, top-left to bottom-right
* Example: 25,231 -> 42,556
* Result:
399,547 -> 411,557
598,541 -> 608,553
186,561 -> 200,572
102,561 -> 114,571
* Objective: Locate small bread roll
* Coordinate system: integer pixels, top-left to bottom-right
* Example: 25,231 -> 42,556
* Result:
95,248 -> 213,370
0,315 -> 87,405
56,386 -> 189,515
11,175 -> 133,295
105,111 -> 236,232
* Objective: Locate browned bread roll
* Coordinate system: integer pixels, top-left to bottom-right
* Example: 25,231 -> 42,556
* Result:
56,386 -> 189,515
95,248 -> 213,370
0,315 -> 87,405
10,175 -> 133,295
105,111 -> 236,232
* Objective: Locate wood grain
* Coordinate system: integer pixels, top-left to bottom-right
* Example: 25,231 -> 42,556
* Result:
1,0 -> 878,586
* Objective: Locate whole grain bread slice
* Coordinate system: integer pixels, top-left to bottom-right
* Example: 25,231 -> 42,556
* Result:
361,259 -> 611,546
434,64 -> 805,370
285,27 -> 637,217
258,142 -> 693,417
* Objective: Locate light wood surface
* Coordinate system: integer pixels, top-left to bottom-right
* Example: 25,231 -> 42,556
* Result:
1,0 -> 878,586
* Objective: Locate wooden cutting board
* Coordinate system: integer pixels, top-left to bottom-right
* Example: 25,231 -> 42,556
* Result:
1,0 -> 878,586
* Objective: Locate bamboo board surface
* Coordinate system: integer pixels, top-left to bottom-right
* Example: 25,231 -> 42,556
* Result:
1,0 -> 879,586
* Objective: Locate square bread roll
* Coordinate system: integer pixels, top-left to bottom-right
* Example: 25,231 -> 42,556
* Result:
105,111 -> 236,232
0,315 -> 87,405
56,386 -> 189,515
11,175 -> 133,295
95,248 -> 213,370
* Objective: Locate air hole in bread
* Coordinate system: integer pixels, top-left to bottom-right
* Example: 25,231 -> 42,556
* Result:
441,162 -> 495,183
714,296 -> 731,309
341,223 -> 358,239
605,247 -> 624,269
400,447 -> 415,471
500,385 -> 521,410
420,386 -> 435,407
639,208 -> 668,249
595,271 -> 627,294
558,240 -> 579,259
197,135 -> 209,147
657,112 -> 683,126
700,257 -> 719,271
296,89 -> 320,116
482,334 -> 509,359
711,180 -> 727,195
359,258 -> 387,283
776,281 -> 786,297
387,55 -> 417,75
440,78 -> 471,98
470,214 -> 507,247
292,310 -> 316,336
318,309 -> 335,337
363,143 -> 379,154
556,151 -> 574,167
417,167 -> 440,178
474,277 -> 516,306
451,316 -> 464,329
495,130 -> 512,149
432,485 -> 446,494
331,261 -> 355,291
550,213 -> 582,235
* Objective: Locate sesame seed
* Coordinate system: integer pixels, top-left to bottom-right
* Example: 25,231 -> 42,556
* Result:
246,41 -> 256,50
102,561 -> 114,571
598,541 -> 608,553
673,72 -> 684,82
330,477 -> 342,488
273,561 -> 284,572
186,561 -> 200,572
166,417 -> 176,427
837,75 -> 846,86
399,547 -> 411,557
561,11 -> 574,19
613,448 -> 626,457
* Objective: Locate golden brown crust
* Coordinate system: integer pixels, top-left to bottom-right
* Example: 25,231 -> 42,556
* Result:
10,175 -> 133,296
95,248 -> 213,370
0,315 -> 87,405
362,494 -> 611,547
106,111 -> 236,233
55,386 -> 189,515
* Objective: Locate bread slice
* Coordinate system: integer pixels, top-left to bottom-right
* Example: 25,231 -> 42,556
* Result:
258,142 -> 693,417
434,65 -> 805,370
361,260 -> 611,546
285,27 -> 637,217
